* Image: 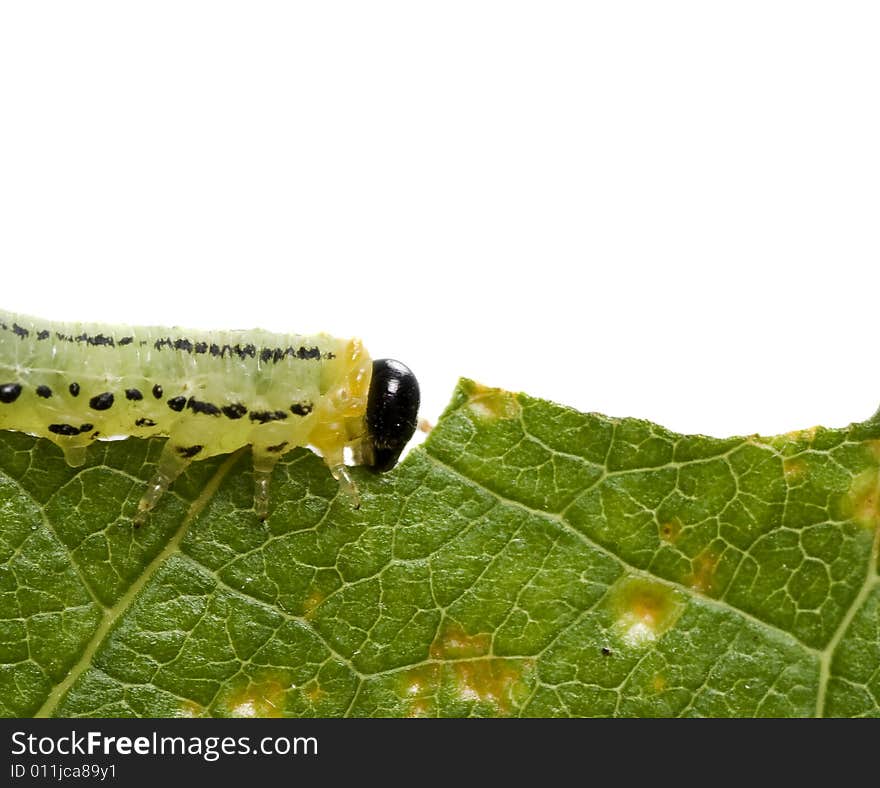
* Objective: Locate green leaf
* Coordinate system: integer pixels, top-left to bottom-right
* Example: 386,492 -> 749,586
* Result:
1,379 -> 879,717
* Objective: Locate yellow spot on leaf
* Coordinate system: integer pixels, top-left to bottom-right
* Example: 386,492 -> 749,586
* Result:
397,664 -> 440,717
687,549 -> 719,594
782,426 -> 818,444
866,439 -> 880,463
658,518 -> 682,543
176,700 -> 204,718
304,681 -> 326,704
220,676 -> 287,718
843,468 -> 880,530
231,700 -> 258,718
416,620 -> 532,715
302,588 -> 325,620
608,575 -> 686,648
462,381 -> 521,422
783,457 -> 806,481
652,674 -> 667,692
430,620 -> 491,660
453,660 -> 525,712
409,700 -> 432,718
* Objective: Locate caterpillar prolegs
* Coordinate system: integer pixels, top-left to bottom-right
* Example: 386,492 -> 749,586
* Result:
0,310 -> 420,523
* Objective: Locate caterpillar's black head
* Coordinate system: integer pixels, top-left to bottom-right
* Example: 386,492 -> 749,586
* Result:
364,359 -> 420,472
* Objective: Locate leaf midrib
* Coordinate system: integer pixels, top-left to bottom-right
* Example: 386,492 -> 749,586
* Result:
34,448 -> 245,718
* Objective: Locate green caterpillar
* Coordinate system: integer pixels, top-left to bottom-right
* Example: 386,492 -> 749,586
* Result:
0,309 -> 420,523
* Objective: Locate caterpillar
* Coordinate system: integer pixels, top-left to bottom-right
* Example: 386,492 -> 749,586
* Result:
0,309 -> 420,523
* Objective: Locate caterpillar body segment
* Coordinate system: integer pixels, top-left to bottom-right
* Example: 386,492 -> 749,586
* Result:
0,309 -> 420,522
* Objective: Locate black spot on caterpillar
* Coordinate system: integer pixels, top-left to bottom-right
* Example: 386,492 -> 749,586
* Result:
89,392 -> 115,411
167,396 -> 187,412
0,309 -> 420,523
0,383 -> 22,403
222,403 -> 247,420
249,409 -> 288,424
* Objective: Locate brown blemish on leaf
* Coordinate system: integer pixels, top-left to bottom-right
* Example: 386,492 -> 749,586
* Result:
220,676 -> 288,718
843,468 -> 880,530
658,518 -> 682,543
301,588 -> 325,620
462,380 -> 521,422
453,658 -> 525,713
608,575 -> 686,648
430,620 -> 491,660
176,700 -> 205,718
783,457 -> 806,481
782,426 -> 818,445
397,663 -> 440,717
303,680 -> 326,704
767,427 -> 819,453
744,433 -> 776,451
687,549 -> 719,594
421,620 -> 531,714
408,699 -> 432,717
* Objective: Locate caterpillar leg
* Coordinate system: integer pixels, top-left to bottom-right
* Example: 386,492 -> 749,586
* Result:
133,440 -> 195,526
322,440 -> 361,509
309,423 -> 361,509
252,449 -> 361,520
252,452 -> 280,522
61,444 -> 89,468
329,461 -> 361,509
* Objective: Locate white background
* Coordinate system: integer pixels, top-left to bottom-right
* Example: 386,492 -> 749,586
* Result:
1,2 -> 878,443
